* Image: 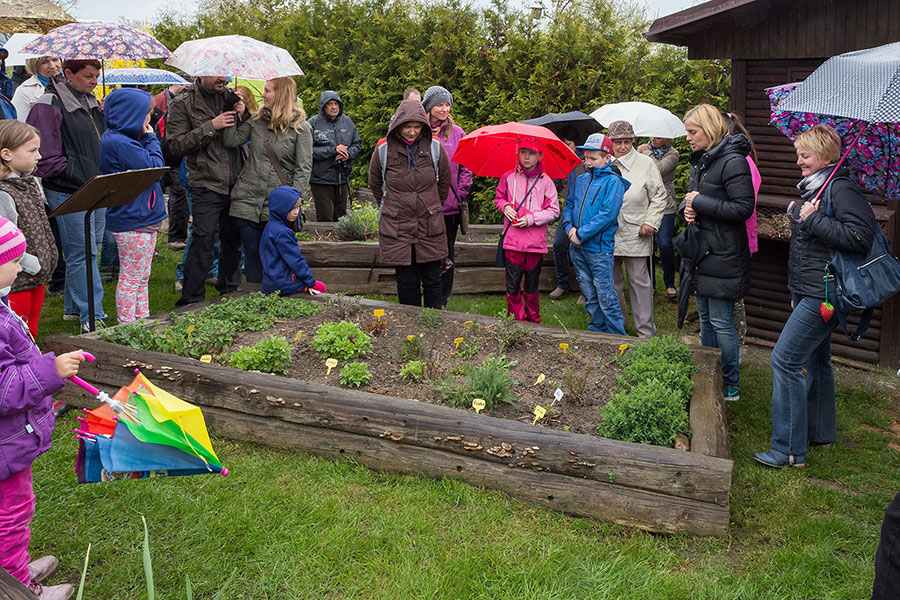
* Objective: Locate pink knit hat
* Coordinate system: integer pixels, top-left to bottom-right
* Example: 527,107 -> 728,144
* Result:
0,217 -> 26,266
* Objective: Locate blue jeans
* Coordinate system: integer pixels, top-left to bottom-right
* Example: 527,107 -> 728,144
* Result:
695,296 -> 740,389
569,246 -> 625,335
770,295 -> 838,455
656,212 -> 676,289
45,189 -> 106,322
100,227 -> 118,267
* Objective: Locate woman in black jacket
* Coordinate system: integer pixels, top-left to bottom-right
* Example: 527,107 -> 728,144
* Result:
682,104 -> 755,401
754,124 -> 876,468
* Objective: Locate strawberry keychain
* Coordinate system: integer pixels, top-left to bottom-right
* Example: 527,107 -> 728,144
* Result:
820,279 -> 834,322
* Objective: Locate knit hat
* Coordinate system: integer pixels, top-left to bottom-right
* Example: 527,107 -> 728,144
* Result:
607,120 -> 635,140
577,133 -> 614,154
422,86 -> 453,113
0,217 -> 26,266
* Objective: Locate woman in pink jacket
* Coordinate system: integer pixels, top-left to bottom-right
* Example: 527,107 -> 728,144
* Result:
494,138 -> 559,323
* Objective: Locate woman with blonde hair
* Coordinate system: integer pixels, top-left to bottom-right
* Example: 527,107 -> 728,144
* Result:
224,76 -> 312,283
234,85 -> 259,115
753,124 -> 876,468
680,104 -> 754,400
11,56 -> 61,122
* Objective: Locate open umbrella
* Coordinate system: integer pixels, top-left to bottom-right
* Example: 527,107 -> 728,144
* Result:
20,21 -> 170,61
166,35 -> 303,80
451,122 -> 580,178
3,33 -> 41,66
520,111 -> 601,146
100,67 -> 189,87
590,101 -> 687,138
0,0 -> 74,34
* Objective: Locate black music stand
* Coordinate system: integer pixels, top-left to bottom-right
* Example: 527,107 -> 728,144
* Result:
48,167 -> 169,332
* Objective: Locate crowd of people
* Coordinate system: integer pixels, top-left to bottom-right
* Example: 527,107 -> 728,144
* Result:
0,51 -> 891,599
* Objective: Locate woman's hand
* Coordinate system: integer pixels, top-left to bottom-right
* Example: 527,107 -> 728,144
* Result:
684,191 -> 699,208
799,199 -> 819,221
684,206 -> 697,223
233,100 -> 246,116
502,205 -> 517,221
54,350 -> 86,379
639,224 -> 656,237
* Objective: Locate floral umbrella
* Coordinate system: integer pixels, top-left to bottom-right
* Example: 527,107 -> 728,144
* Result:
20,21 -> 171,60
165,35 -> 303,80
768,83 -> 900,200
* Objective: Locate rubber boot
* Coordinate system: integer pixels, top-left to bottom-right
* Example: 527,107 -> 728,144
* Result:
506,293 -> 525,321
523,292 -> 541,323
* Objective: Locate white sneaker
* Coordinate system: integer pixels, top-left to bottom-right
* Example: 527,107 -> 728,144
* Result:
29,555 -> 58,583
39,583 -> 75,600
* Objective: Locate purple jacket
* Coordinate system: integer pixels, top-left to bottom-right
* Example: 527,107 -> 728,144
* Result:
0,301 -> 65,480
435,123 -> 473,215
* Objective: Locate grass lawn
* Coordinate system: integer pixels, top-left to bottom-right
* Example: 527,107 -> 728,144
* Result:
29,237 -> 900,599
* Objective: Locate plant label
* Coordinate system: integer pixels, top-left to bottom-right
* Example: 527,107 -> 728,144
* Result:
325,358 -> 338,375
406,335 -> 416,341
532,405 -> 547,425
472,398 -> 486,414
553,388 -> 564,404
294,330 -> 303,342
463,320 -> 474,329
186,324 -> 195,337
533,373 -> 546,386
619,343 -> 629,355
199,354 -> 212,363
373,309 -> 385,320
453,337 -> 464,349
559,343 -> 569,354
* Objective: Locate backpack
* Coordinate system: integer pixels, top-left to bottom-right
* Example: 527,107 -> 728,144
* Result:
0,94 -> 16,120
376,137 -> 442,221
823,182 -> 900,341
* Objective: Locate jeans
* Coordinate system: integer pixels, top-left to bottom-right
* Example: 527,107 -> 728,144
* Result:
236,219 -> 264,284
656,212 -> 676,289
440,213 -> 459,307
395,246 -> 442,308
770,295 -> 838,456
552,223 -> 571,290
872,491 -> 900,600
695,296 -> 740,389
100,227 -> 118,267
46,205 -> 65,292
44,189 -> 105,323
570,246 -> 625,335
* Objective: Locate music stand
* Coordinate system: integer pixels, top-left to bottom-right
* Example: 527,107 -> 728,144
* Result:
49,167 -> 169,332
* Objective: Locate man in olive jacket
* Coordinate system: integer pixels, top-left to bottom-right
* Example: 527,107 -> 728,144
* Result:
166,76 -> 245,306
308,91 -> 361,221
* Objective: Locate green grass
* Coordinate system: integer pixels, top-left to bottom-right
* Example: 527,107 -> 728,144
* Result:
31,239 -> 900,599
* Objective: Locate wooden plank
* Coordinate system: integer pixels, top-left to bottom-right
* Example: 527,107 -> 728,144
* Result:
0,569 -> 38,600
300,241 -> 558,269
688,350 -> 731,460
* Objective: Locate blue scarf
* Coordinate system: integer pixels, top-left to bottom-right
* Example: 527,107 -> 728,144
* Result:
36,74 -> 49,87
649,142 -> 669,160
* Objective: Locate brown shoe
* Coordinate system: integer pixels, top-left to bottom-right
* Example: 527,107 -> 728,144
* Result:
29,556 -> 58,583
167,241 -> 186,250
548,287 -> 567,300
576,295 -> 585,305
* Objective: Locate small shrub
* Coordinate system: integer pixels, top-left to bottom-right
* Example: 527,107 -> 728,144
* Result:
340,361 -> 372,388
227,336 -> 293,374
311,321 -> 372,360
399,360 -> 426,382
496,311 -> 527,352
418,308 -> 445,330
448,355 -> 518,412
598,379 -> 689,447
617,336 -> 696,399
333,204 -> 379,241
398,334 -> 423,360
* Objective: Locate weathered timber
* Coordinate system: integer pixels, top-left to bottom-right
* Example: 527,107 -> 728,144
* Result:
300,241 -> 556,268
0,569 -> 38,600
687,351 -> 731,460
303,266 -> 566,294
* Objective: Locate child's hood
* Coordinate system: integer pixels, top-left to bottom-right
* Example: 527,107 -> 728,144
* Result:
268,186 -> 302,224
103,88 -> 152,139
588,162 -> 631,193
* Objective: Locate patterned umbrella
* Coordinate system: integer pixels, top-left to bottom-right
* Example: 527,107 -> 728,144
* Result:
100,67 -> 189,87
768,82 -> 900,200
0,0 -> 74,34
20,20 -> 171,60
165,35 -> 303,80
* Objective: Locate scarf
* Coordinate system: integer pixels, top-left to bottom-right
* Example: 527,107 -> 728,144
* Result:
430,119 -> 445,139
797,164 -> 836,201
519,162 -> 543,178
36,74 -> 49,87
649,142 -> 669,160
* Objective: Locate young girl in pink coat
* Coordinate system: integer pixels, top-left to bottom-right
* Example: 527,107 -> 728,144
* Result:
494,138 -> 559,322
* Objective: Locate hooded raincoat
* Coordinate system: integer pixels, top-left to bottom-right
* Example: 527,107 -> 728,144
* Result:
308,91 -> 362,186
494,163 -> 559,254
369,100 -> 451,266
260,186 -> 316,295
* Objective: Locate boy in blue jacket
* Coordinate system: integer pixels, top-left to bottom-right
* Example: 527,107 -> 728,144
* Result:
260,186 -> 326,296
99,88 -> 168,325
561,133 -> 630,335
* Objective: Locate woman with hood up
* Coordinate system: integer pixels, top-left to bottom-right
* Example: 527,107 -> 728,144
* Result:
369,99 -> 451,308
99,87 -> 167,324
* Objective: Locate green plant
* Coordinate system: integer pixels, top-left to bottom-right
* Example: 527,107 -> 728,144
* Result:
333,204 -> 379,240
617,336 -> 697,399
400,360 -> 426,382
227,336 -> 293,374
453,337 -> 479,359
564,364 -> 594,402
418,308 -> 445,330
340,361 -> 372,388
598,379 -> 689,447
442,355 -> 518,413
450,364 -> 473,376
496,311 -> 527,352
431,374 -> 465,405
398,334 -> 423,360
311,321 -> 372,360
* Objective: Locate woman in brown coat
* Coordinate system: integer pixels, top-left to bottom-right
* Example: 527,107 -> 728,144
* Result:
369,99 -> 451,308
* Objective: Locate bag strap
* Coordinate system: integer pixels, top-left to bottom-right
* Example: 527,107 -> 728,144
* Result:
501,174 -> 542,237
377,137 -> 442,221
263,127 -> 289,187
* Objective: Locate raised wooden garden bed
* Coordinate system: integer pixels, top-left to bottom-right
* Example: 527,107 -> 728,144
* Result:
43,293 -> 732,536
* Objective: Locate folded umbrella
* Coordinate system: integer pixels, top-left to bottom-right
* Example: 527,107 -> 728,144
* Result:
166,35 -> 303,80
520,111 -> 601,146
451,122 -> 581,179
672,223 -> 708,329
590,101 -> 687,138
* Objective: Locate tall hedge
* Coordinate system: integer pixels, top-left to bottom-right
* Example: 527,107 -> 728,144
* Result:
152,0 -> 730,221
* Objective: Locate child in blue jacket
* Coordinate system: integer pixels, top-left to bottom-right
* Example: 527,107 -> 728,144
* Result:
260,186 -> 326,295
99,88 -> 167,324
561,134 -> 630,335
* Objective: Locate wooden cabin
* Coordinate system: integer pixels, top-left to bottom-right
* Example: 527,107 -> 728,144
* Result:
646,0 -> 900,368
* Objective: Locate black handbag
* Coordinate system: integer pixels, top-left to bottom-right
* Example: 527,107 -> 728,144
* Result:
495,176 -> 542,267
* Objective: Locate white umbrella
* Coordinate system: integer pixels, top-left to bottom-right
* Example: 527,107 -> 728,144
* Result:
590,101 -> 687,138
165,35 -> 303,80
3,33 -> 41,66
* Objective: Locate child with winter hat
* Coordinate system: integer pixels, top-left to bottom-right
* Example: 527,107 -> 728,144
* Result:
0,216 -> 85,600
260,186 -> 326,296
493,137 -> 559,322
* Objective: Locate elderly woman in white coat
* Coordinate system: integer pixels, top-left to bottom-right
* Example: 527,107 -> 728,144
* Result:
608,120 -> 667,338
11,56 -> 61,122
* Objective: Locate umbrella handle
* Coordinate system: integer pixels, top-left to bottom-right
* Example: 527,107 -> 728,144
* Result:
67,351 -> 99,395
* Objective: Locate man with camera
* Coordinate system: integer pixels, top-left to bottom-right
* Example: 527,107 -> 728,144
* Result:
166,75 -> 246,306
308,91 -> 361,221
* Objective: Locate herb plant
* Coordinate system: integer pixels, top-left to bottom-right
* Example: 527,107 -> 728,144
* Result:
398,334 -> 423,360
399,360 -> 426,382
418,308 -> 445,330
598,379 -> 689,447
311,321 -> 372,360
433,355 -> 518,413
333,204 -> 379,241
227,336 -> 293,374
340,362 -> 372,388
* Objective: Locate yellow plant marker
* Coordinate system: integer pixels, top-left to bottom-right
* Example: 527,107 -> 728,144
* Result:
533,373 -> 546,386
453,337 -> 464,349
559,342 -> 569,354
186,324 -> 195,337
373,309 -> 385,319
294,330 -> 303,342
406,335 -> 416,341
532,405 -> 547,425
199,354 -> 212,363
618,343 -> 629,355
463,320 -> 474,329
472,398 -> 486,414
325,358 -> 338,375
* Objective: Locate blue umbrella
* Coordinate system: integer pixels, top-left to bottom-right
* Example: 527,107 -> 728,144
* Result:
99,67 -> 189,87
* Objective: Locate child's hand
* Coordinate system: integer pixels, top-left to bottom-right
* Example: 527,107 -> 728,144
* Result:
308,287 -> 323,295
54,351 -> 86,379
502,205 -> 518,221
568,228 -> 581,246
512,216 -> 529,228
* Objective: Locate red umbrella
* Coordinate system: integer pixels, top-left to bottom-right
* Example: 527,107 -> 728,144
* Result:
450,122 -> 581,178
